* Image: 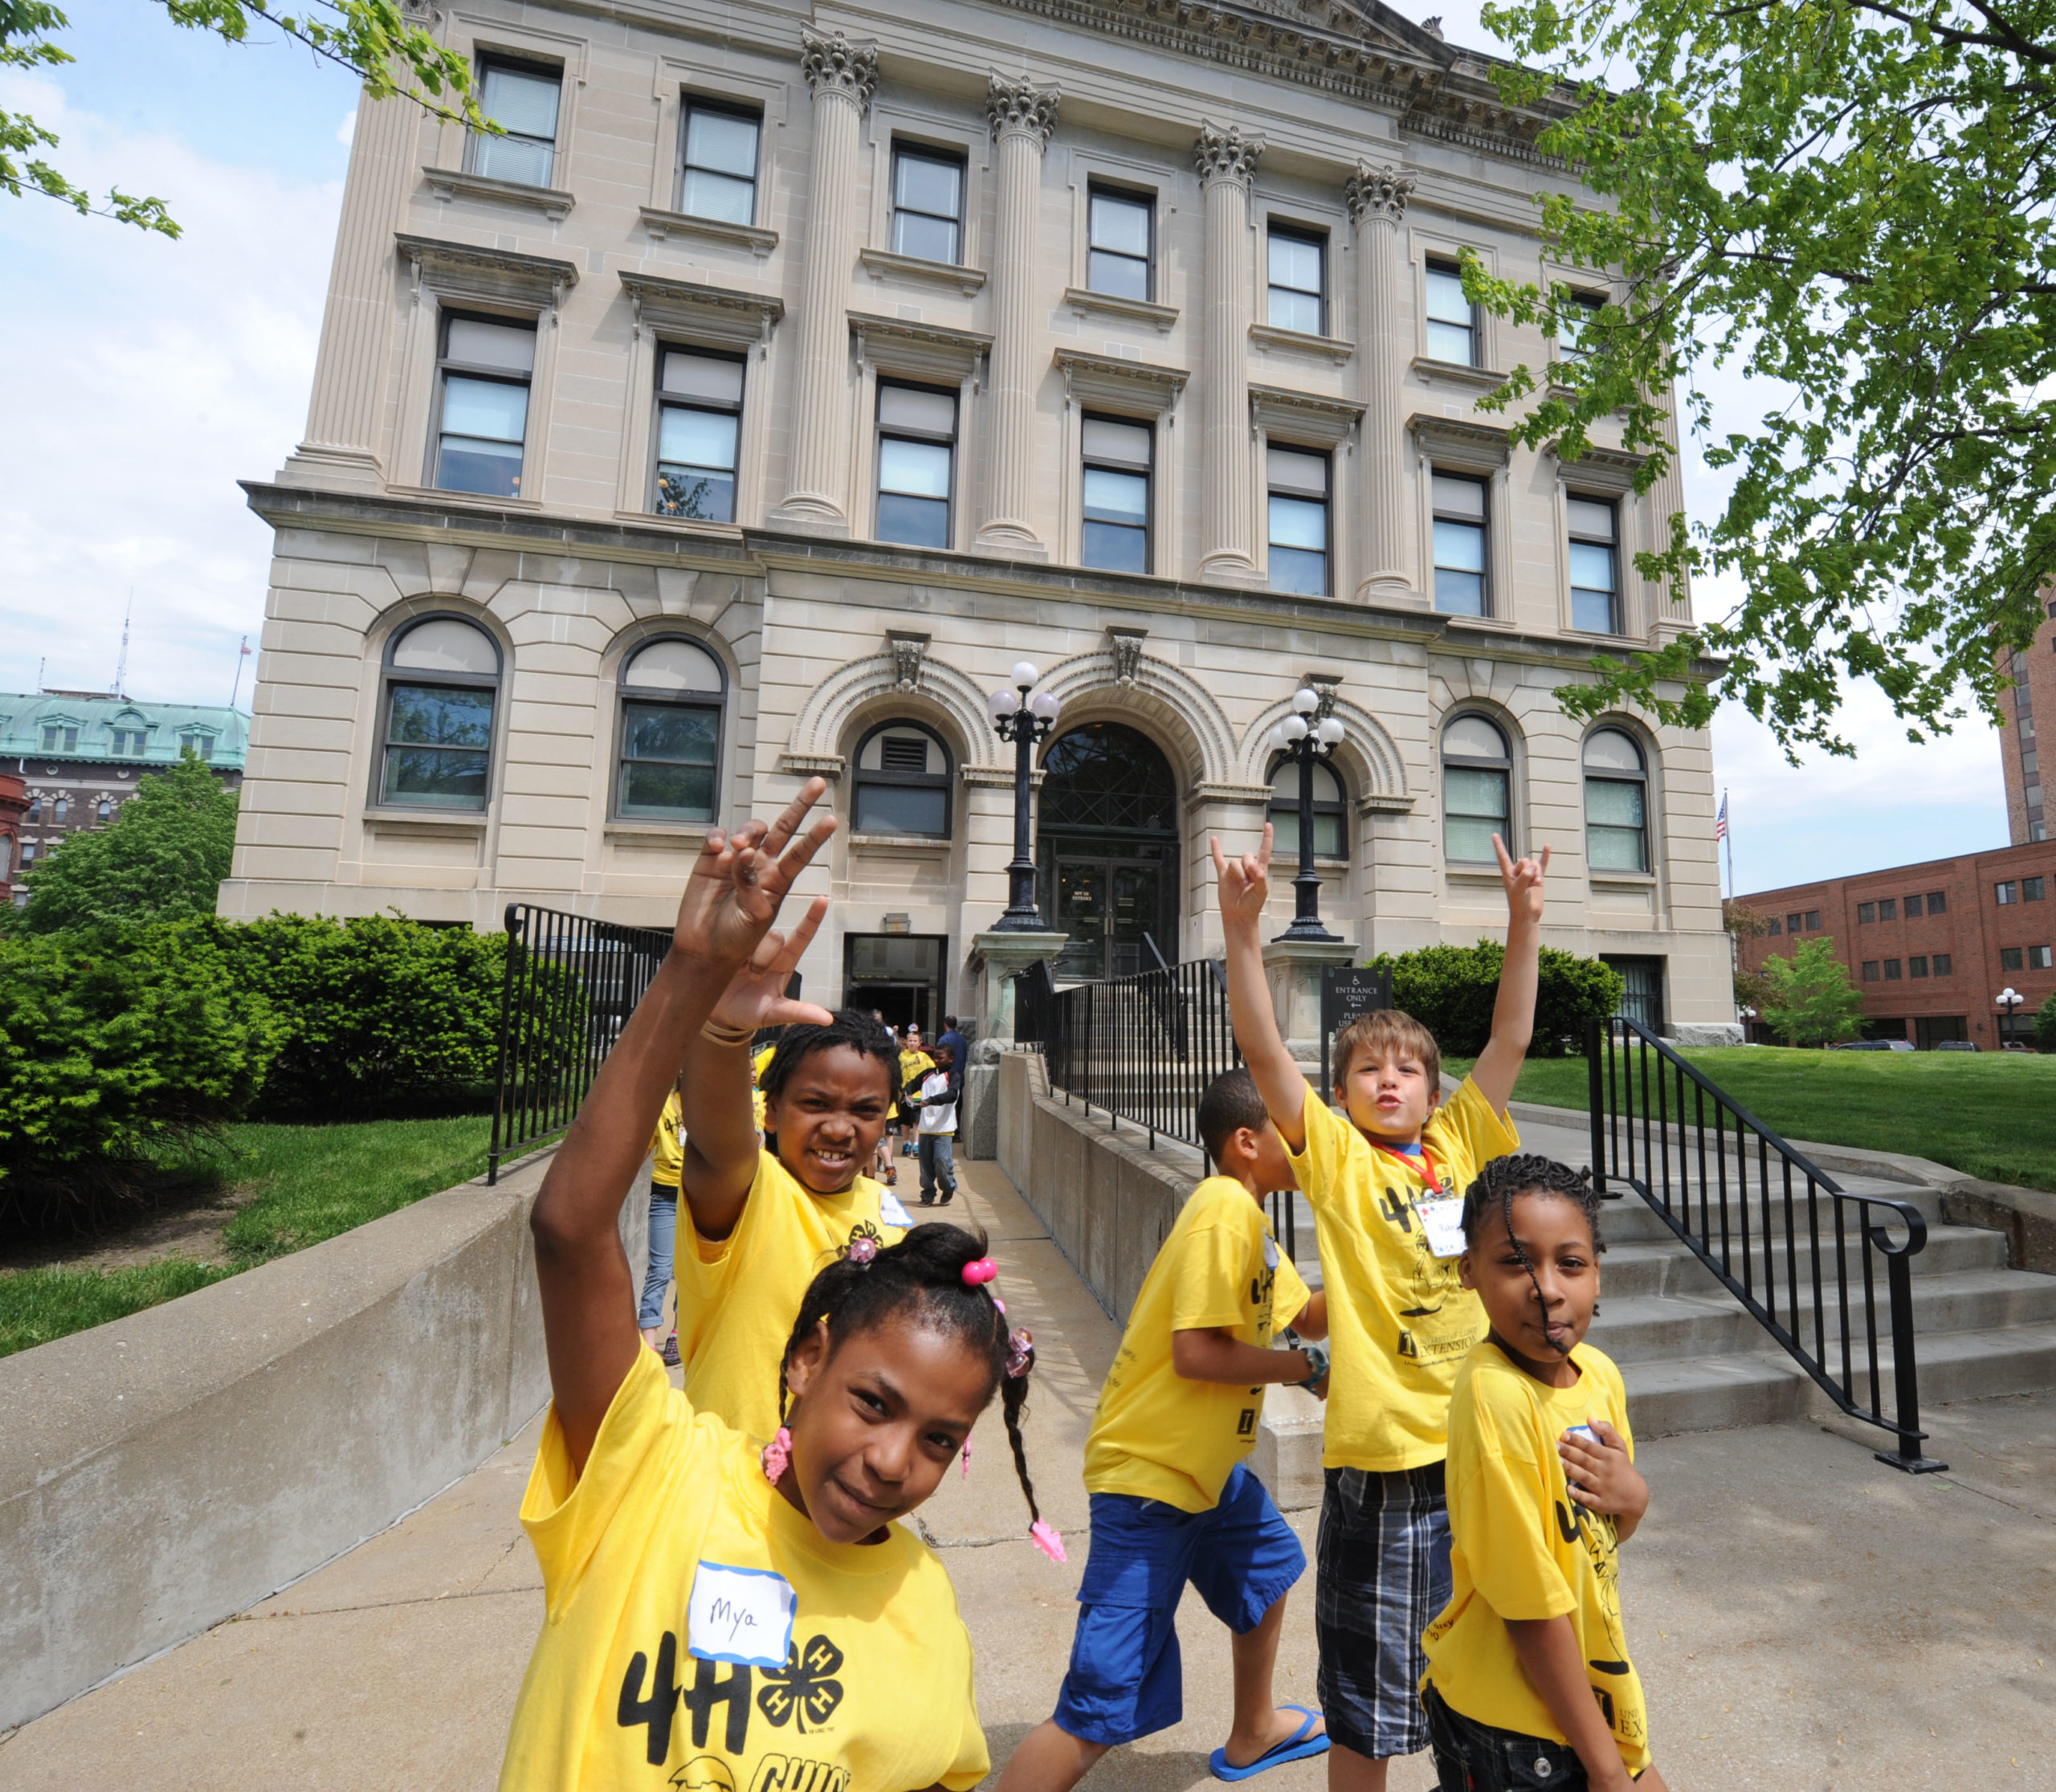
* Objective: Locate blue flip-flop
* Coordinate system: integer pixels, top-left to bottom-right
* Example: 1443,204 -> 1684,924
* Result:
1209,1704 -> 1330,1781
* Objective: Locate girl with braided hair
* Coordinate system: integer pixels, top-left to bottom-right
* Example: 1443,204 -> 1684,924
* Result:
501,784 -> 1054,1792
1419,1153 -> 1666,1792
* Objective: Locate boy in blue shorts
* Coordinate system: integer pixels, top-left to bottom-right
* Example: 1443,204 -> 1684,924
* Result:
996,1070 -> 1332,1789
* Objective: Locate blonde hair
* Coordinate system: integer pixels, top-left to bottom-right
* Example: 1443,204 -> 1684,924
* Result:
1331,1008 -> 1442,1098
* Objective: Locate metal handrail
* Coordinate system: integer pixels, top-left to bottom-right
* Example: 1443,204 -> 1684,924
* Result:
487,904 -> 673,1183
1588,1016 -> 1945,1473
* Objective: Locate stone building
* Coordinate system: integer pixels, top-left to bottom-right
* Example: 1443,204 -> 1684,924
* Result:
2,694 -> 249,906
222,0 -> 1734,1039
0,772 -> 23,908
1997,590 -> 2056,846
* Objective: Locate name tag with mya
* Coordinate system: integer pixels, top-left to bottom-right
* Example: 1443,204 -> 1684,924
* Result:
687,1561 -> 798,1667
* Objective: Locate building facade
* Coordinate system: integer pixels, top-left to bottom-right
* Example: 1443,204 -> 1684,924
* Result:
222,0 -> 1732,1035
2,694 -> 249,905
1998,591 -> 2056,845
1736,840 -> 2056,1047
0,772 -> 23,907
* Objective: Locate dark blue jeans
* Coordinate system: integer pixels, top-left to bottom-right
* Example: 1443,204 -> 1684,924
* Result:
638,1182 -> 677,1329
918,1132 -> 956,1201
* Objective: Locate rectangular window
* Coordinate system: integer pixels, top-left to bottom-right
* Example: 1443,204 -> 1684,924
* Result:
653,349 -> 742,521
1858,902 -> 1877,924
381,685 -> 494,809
1267,446 -> 1329,596
1911,956 -> 1929,978
1788,912 -> 1804,935
1862,961 -> 1880,982
1087,186 -> 1153,301
1997,880 -> 2018,904
434,313 -> 535,498
1883,957 -> 1903,980
891,144 -> 965,264
1878,896 -> 1898,920
2032,945 -> 2055,969
1805,910 -> 1821,930
1425,259 -> 1477,365
1559,291 -> 1605,358
1080,416 -> 1152,574
1903,892 -> 1923,917
18,843 -> 32,864
1567,497 -> 1620,635
2001,945 -> 2024,971
180,730 -> 214,761
1928,889 -> 1948,913
1267,225 -> 1326,336
2026,876 -> 2046,900
471,56 -> 561,187
40,725 -> 78,752
875,382 -> 957,548
679,98 -> 761,225
1766,916 -> 1782,936
1934,952 -> 1952,975
1432,473 -> 1488,616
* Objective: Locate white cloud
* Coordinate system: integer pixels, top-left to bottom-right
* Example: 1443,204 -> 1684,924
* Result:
337,108 -> 357,147
0,71 -> 338,708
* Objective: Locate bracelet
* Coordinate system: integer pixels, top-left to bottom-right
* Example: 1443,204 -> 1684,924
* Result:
700,1018 -> 754,1047
1296,1343 -> 1329,1390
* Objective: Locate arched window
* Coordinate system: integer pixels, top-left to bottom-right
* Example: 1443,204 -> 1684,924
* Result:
377,615 -> 501,810
1584,728 -> 1650,872
851,721 -> 953,838
616,637 -> 725,822
96,798 -> 112,823
1442,714 -> 1511,863
1268,754 -> 1346,857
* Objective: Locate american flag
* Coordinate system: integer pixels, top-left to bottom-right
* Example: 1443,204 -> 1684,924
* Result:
1715,791 -> 1729,841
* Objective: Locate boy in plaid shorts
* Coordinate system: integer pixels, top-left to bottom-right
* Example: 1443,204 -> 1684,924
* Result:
1213,823 -> 1549,1790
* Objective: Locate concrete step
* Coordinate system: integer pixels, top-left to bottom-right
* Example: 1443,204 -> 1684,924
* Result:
1597,1224 -> 2009,1298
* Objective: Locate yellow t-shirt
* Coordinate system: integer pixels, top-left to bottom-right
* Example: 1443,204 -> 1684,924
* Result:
752,1045 -> 776,1134
649,1092 -> 687,1190
1290,1076 -> 1519,1472
1083,1177 -> 1312,1512
896,1050 -> 933,1110
1422,1341 -> 1648,1774
501,1349 -> 989,1792
677,1149 -> 913,1443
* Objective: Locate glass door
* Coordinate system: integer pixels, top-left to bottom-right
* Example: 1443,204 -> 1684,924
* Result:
1055,859 -> 1107,982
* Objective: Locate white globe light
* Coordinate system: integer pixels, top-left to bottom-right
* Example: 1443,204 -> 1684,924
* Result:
1031,691 -> 1061,720
1011,659 -> 1039,688
1282,714 -> 1309,742
1316,716 -> 1345,745
1291,688 -> 1320,715
989,688 -> 1017,720
1267,725 -> 1286,751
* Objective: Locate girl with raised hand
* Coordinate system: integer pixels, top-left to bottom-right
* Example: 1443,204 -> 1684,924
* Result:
500,786 -> 1057,1791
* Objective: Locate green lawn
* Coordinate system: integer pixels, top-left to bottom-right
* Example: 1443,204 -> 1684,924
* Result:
0,1114 -> 520,1358
1443,1047 -> 2056,1193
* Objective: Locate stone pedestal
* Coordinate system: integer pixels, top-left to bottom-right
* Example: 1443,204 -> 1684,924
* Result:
1263,937 -> 1359,1071
969,929 -> 1070,1043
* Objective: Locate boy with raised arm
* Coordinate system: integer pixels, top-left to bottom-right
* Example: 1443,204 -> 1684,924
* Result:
1211,825 -> 1549,1792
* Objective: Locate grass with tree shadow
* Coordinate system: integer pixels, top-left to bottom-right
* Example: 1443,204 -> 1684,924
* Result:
1443,1047 -> 2056,1194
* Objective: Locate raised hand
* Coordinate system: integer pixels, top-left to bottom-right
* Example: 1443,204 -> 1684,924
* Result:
674,778 -> 838,972
1210,825 -> 1275,933
709,896 -> 836,1035
1493,833 -> 1551,927
1558,1419 -> 1648,1523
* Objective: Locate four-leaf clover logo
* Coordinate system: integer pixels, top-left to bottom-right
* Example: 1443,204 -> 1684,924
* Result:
757,1634 -> 844,1733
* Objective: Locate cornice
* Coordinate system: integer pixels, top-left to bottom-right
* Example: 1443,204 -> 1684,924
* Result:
395,233 -> 580,313
1055,348 -> 1189,412
422,166 -> 575,222
619,271 -> 784,349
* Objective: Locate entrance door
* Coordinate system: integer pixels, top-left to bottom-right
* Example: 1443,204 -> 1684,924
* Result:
843,933 -> 945,1035
1038,721 -> 1182,982
1055,858 -> 1165,982
1601,955 -> 1666,1035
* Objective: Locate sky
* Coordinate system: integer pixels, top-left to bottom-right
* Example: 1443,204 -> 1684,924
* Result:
0,0 -> 2012,894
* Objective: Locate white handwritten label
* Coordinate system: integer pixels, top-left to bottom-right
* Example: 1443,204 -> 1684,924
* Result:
687,1561 -> 797,1667
1263,1232 -> 1279,1271
1418,1198 -> 1467,1259
879,1190 -> 914,1229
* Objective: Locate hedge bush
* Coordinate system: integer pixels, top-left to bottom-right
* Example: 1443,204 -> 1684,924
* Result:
1364,939 -> 1626,1057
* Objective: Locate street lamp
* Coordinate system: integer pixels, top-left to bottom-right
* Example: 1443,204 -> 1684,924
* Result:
1996,985 -> 2023,1050
1266,687 -> 1346,944
988,661 -> 1061,933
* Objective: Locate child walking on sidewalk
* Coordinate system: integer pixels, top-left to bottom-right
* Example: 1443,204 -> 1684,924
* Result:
997,1069 -> 1333,1790
1213,825 -> 1548,1790
637,1079 -> 686,1365
1422,1153 -> 1666,1792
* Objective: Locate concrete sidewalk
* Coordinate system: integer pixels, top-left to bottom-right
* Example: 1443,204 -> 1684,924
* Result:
3,1158 -> 2053,1790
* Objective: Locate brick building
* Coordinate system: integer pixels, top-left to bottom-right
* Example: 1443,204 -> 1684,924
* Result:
1997,590 -> 2056,845
1736,842 -> 2056,1047
0,772 -> 24,906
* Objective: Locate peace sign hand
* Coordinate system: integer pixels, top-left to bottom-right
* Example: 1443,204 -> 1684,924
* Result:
674,777 -> 838,974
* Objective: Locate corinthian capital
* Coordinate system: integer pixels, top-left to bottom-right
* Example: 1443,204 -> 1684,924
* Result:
987,73 -> 1060,146
1345,161 -> 1416,227
1193,120 -> 1264,188
801,28 -> 879,109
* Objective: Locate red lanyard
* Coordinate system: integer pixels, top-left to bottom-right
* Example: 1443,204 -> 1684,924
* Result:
1370,1138 -> 1448,1199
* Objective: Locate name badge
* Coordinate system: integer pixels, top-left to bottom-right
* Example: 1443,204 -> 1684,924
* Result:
1418,1198 -> 1467,1259
879,1190 -> 914,1229
687,1561 -> 797,1667
1263,1232 -> 1279,1271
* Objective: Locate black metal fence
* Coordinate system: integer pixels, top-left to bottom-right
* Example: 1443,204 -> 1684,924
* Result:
1588,1016 -> 1945,1472
488,904 -> 672,1184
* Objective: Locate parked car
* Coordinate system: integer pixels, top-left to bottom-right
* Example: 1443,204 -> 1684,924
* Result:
1830,1039 -> 1912,1051
1934,1039 -> 1979,1051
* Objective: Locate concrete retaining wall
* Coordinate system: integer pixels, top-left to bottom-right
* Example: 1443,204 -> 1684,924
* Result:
0,1145 -> 646,1731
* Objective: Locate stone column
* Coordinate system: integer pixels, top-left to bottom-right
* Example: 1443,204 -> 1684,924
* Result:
1194,122 -> 1264,585
777,29 -> 879,532
1347,161 -> 1417,600
977,75 -> 1060,558
289,88 -> 420,488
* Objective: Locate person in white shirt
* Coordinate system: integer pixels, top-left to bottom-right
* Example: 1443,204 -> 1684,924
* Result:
916,1042 -> 960,1206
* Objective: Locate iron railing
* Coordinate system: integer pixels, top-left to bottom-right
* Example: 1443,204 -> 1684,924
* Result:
488,904 -> 672,1184
1588,1016 -> 1945,1472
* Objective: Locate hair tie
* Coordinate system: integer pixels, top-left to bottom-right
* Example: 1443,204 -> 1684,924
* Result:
993,1297 -> 1006,1316
846,1234 -> 879,1266
961,1257 -> 998,1287
1030,1519 -> 1067,1564
1006,1327 -> 1034,1379
761,1426 -> 793,1485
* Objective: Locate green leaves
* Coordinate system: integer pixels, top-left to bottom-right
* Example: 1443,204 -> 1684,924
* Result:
1365,940 -> 1626,1055
1757,936 -> 1868,1045
1474,0 -> 2056,754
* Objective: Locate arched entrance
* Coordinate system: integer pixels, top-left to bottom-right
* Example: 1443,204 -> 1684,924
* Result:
1038,721 -> 1181,981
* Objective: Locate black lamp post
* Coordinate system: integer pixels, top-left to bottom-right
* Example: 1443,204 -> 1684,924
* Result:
988,660 -> 1061,933
1997,985 -> 2023,1050
1267,686 -> 1345,944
